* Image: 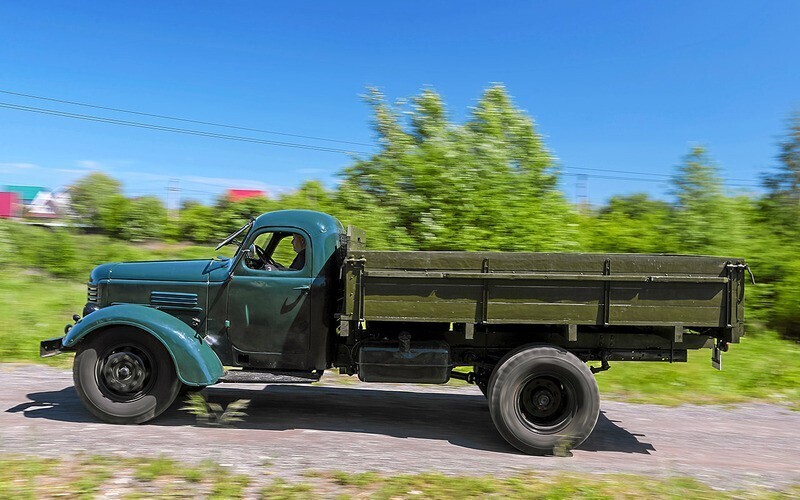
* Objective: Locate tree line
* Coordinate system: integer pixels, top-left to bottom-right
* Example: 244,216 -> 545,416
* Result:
13,86 -> 800,337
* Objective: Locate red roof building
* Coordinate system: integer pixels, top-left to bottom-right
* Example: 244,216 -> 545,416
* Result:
0,192 -> 21,218
226,189 -> 266,202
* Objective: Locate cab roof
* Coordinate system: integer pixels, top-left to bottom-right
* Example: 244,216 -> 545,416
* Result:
252,210 -> 343,237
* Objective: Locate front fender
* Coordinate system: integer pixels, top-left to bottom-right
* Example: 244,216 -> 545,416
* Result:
63,304 -> 224,386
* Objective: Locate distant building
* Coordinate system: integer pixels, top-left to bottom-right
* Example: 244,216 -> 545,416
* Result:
226,189 -> 267,202
27,188 -> 72,218
1,185 -> 47,206
0,192 -> 21,219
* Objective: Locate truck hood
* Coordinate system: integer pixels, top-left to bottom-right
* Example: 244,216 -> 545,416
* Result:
92,259 -> 232,283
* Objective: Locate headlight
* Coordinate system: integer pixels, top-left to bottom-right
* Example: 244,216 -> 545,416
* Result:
82,302 -> 100,317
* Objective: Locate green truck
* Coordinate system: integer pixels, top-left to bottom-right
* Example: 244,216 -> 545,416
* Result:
41,210 -> 750,455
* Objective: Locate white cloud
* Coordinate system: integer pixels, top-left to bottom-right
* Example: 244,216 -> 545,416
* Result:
183,175 -> 264,189
0,162 -> 40,174
56,168 -> 92,174
109,171 -> 291,198
116,170 -> 172,182
0,162 -> 39,170
75,160 -> 105,170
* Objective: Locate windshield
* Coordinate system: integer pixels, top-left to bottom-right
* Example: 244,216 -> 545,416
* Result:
215,220 -> 253,251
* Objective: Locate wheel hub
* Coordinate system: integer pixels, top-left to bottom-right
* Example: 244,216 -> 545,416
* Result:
534,390 -> 552,410
102,351 -> 148,395
518,375 -> 574,431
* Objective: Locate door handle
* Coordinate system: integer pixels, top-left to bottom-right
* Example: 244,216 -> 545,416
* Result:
293,285 -> 311,292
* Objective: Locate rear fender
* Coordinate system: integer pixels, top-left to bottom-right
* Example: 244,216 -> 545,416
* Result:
63,304 -> 224,386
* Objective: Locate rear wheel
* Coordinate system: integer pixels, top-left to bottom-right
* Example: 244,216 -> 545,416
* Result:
73,328 -> 180,424
488,345 -> 600,455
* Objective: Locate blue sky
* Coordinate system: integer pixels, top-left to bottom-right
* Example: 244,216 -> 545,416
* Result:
1,1 -> 798,206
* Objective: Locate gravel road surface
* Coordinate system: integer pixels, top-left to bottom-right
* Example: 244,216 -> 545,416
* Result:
1,364 -> 798,491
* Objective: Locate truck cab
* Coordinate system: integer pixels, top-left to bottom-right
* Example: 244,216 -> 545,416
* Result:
204,210 -> 343,373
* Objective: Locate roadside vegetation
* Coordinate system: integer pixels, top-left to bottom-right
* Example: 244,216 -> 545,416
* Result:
0,454 -> 796,498
2,85 -> 799,405
595,330 -> 800,408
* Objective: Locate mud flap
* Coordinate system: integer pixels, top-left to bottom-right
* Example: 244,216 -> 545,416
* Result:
711,342 -> 722,370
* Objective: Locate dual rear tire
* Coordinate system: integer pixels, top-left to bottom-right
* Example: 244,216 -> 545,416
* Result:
487,345 -> 600,455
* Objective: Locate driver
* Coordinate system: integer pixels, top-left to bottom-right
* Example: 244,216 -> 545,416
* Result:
289,234 -> 306,270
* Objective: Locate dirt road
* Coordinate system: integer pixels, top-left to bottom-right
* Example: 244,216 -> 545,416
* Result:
1,364 -> 798,490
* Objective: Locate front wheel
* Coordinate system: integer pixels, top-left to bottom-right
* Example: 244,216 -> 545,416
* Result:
487,345 -> 600,455
73,328 -> 180,424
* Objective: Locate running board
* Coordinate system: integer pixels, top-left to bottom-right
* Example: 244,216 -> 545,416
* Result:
218,370 -> 322,384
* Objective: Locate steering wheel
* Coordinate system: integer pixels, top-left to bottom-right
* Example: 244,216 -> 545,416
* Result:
253,245 -> 283,270
253,244 -> 267,263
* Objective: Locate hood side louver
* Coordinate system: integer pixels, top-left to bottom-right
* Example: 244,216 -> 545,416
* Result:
87,284 -> 99,303
150,291 -> 199,309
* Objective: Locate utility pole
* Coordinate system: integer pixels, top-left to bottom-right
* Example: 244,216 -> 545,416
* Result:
166,178 -> 181,221
576,174 -> 589,212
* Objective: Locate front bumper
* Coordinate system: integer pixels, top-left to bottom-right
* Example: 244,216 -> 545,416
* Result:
41,306 -> 97,357
40,337 -> 65,358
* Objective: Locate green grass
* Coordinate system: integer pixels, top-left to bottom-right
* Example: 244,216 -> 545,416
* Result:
134,455 -> 178,482
261,477 -> 315,500
0,271 -> 85,367
1,454 -> 796,498
595,330 -> 800,408
0,455 -> 111,499
319,471 -> 800,499
0,456 -> 58,499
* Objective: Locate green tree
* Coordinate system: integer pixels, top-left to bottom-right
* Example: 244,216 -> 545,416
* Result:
583,194 -> 676,253
178,200 -> 219,243
340,85 -> 576,251
97,194 -> 132,238
69,172 -> 124,232
277,180 -> 335,212
756,112 -> 800,336
121,196 -> 167,240
669,146 -> 732,253
761,111 -> 800,234
214,195 -> 273,236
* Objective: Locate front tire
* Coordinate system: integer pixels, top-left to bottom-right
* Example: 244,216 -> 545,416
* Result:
73,328 -> 180,424
487,345 -> 600,455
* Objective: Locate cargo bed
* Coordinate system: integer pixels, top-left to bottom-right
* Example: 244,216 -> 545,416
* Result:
343,250 -> 747,342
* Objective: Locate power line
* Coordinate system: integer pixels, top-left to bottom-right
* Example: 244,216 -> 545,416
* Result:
561,171 -> 667,183
0,101 -> 369,155
563,165 -> 757,184
0,89 -> 763,188
560,171 -> 760,188
0,89 -> 373,148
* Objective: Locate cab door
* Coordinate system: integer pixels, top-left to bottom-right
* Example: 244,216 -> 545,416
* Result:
226,228 -> 313,370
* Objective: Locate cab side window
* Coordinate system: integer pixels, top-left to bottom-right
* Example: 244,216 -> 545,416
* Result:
244,231 -> 308,272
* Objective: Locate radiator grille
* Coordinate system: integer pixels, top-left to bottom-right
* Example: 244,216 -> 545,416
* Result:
87,284 -> 98,302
